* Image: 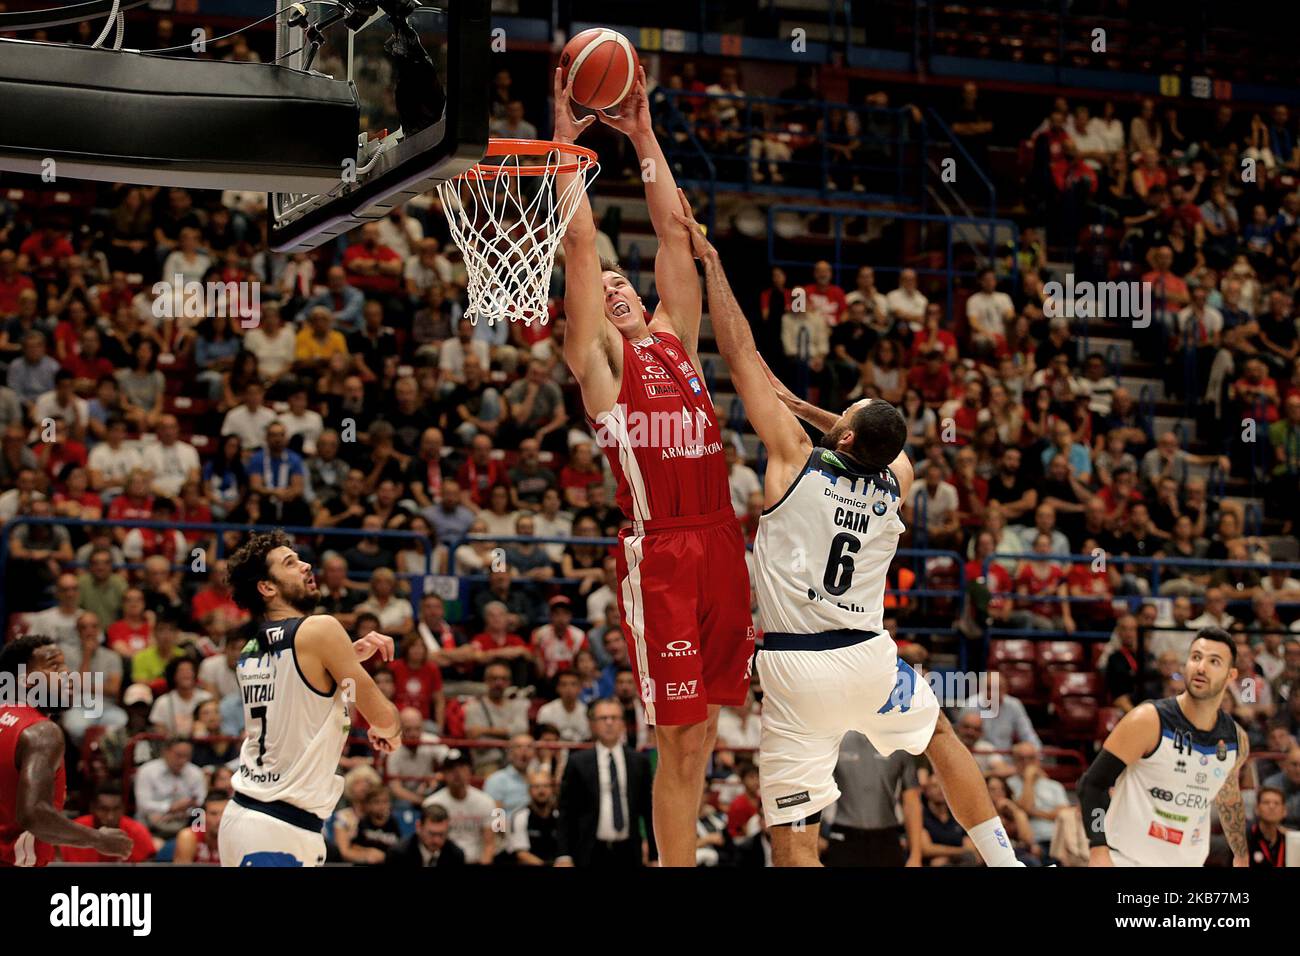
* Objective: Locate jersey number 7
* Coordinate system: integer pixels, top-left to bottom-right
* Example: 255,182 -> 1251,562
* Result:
250,705 -> 268,766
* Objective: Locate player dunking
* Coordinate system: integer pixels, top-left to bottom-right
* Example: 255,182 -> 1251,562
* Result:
0,636 -> 134,866
672,194 -> 1023,867
221,530 -> 401,866
553,67 -> 754,866
1079,627 -> 1249,866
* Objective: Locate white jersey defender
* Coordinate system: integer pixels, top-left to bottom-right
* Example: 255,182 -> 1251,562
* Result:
219,615 -> 350,867
1104,697 -> 1240,866
755,447 -> 905,634
754,447 -> 941,825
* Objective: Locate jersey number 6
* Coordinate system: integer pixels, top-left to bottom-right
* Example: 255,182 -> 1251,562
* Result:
823,531 -> 862,596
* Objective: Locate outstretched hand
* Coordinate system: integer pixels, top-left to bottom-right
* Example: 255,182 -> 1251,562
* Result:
596,66 -> 651,138
553,68 -> 596,144
354,630 -> 395,663
668,187 -> 715,261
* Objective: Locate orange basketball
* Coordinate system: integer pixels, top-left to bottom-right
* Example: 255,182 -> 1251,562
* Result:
559,28 -> 640,111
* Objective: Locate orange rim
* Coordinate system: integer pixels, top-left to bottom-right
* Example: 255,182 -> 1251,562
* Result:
454,138 -> 599,180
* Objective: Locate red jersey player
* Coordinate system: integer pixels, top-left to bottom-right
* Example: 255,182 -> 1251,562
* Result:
0,635 -> 133,865
553,66 -> 753,866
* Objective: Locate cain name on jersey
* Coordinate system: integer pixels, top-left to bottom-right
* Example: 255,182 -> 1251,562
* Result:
754,448 -> 904,636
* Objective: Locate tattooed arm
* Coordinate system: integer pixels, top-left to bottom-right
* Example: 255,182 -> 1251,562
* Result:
1214,724 -> 1250,866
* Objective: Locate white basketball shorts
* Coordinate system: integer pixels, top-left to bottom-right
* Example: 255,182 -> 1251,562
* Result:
756,631 -> 939,826
218,798 -> 327,867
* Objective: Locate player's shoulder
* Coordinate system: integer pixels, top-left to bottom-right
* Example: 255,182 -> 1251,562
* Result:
295,613 -> 347,642
16,713 -> 63,756
1118,699 -> 1163,739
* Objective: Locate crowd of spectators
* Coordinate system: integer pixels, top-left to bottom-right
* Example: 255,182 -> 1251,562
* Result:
3,38 -> 1299,864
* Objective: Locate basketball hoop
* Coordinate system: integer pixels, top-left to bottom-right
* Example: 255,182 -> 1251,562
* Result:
436,138 -> 599,326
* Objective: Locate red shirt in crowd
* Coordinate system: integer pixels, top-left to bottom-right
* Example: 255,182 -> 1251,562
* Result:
966,559 -> 1014,617
178,500 -> 214,544
456,458 -> 508,508
59,814 -> 156,863
107,619 -> 152,657
108,492 -> 153,524
64,351 -> 115,383
470,631 -> 528,655
530,624 -> 590,680
558,466 -> 602,501
18,232 -> 74,281
1014,561 -> 1065,619
0,271 -> 34,317
389,659 -> 443,720
907,363 -> 952,406
726,792 -> 759,838
801,282 -> 848,325
192,586 -> 246,626
948,473 -> 988,526
909,328 -> 957,363
35,440 -> 87,486
342,241 -> 403,295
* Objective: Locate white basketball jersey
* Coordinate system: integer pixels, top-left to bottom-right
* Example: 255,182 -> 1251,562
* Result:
754,448 -> 905,636
231,616 -> 350,818
1106,697 -> 1241,866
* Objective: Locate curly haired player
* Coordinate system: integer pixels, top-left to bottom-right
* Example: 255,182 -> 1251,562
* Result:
219,530 -> 401,867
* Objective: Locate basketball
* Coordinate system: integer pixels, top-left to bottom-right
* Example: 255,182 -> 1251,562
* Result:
559,28 -> 640,111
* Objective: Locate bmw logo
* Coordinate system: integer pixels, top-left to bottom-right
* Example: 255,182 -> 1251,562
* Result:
1199,755 -> 1209,766
873,501 -> 887,516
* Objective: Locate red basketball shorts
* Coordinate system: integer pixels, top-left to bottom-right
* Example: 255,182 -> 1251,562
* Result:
615,507 -> 754,726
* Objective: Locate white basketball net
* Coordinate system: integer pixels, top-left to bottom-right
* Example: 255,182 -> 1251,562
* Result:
436,145 -> 599,326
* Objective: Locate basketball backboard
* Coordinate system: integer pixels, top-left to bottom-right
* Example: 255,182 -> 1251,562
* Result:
268,0 -> 491,252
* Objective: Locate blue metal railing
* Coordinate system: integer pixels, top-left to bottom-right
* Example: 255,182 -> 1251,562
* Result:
921,106 -> 998,231
980,550 -> 1300,659
647,85 -> 718,235
2,517 -> 972,661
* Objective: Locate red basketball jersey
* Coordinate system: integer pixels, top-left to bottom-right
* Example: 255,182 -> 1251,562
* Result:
591,331 -> 730,523
0,705 -> 65,867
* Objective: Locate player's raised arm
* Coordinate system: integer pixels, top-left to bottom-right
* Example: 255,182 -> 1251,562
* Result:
670,191 -> 807,479
755,350 -> 914,497
601,68 -> 703,352
298,615 -> 400,751
1078,701 -> 1159,866
1214,725 -> 1251,866
553,69 -> 616,406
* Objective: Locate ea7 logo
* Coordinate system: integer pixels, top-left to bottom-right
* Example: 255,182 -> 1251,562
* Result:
665,680 -> 698,700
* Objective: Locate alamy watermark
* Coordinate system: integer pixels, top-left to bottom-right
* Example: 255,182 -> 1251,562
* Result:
594,404 -> 723,461
878,667 -> 1002,718
1043,274 -> 1152,328
0,667 -> 105,718
151,275 -> 261,327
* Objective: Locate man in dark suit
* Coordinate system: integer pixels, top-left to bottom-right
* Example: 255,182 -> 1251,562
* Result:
384,803 -> 467,867
554,698 -> 657,867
